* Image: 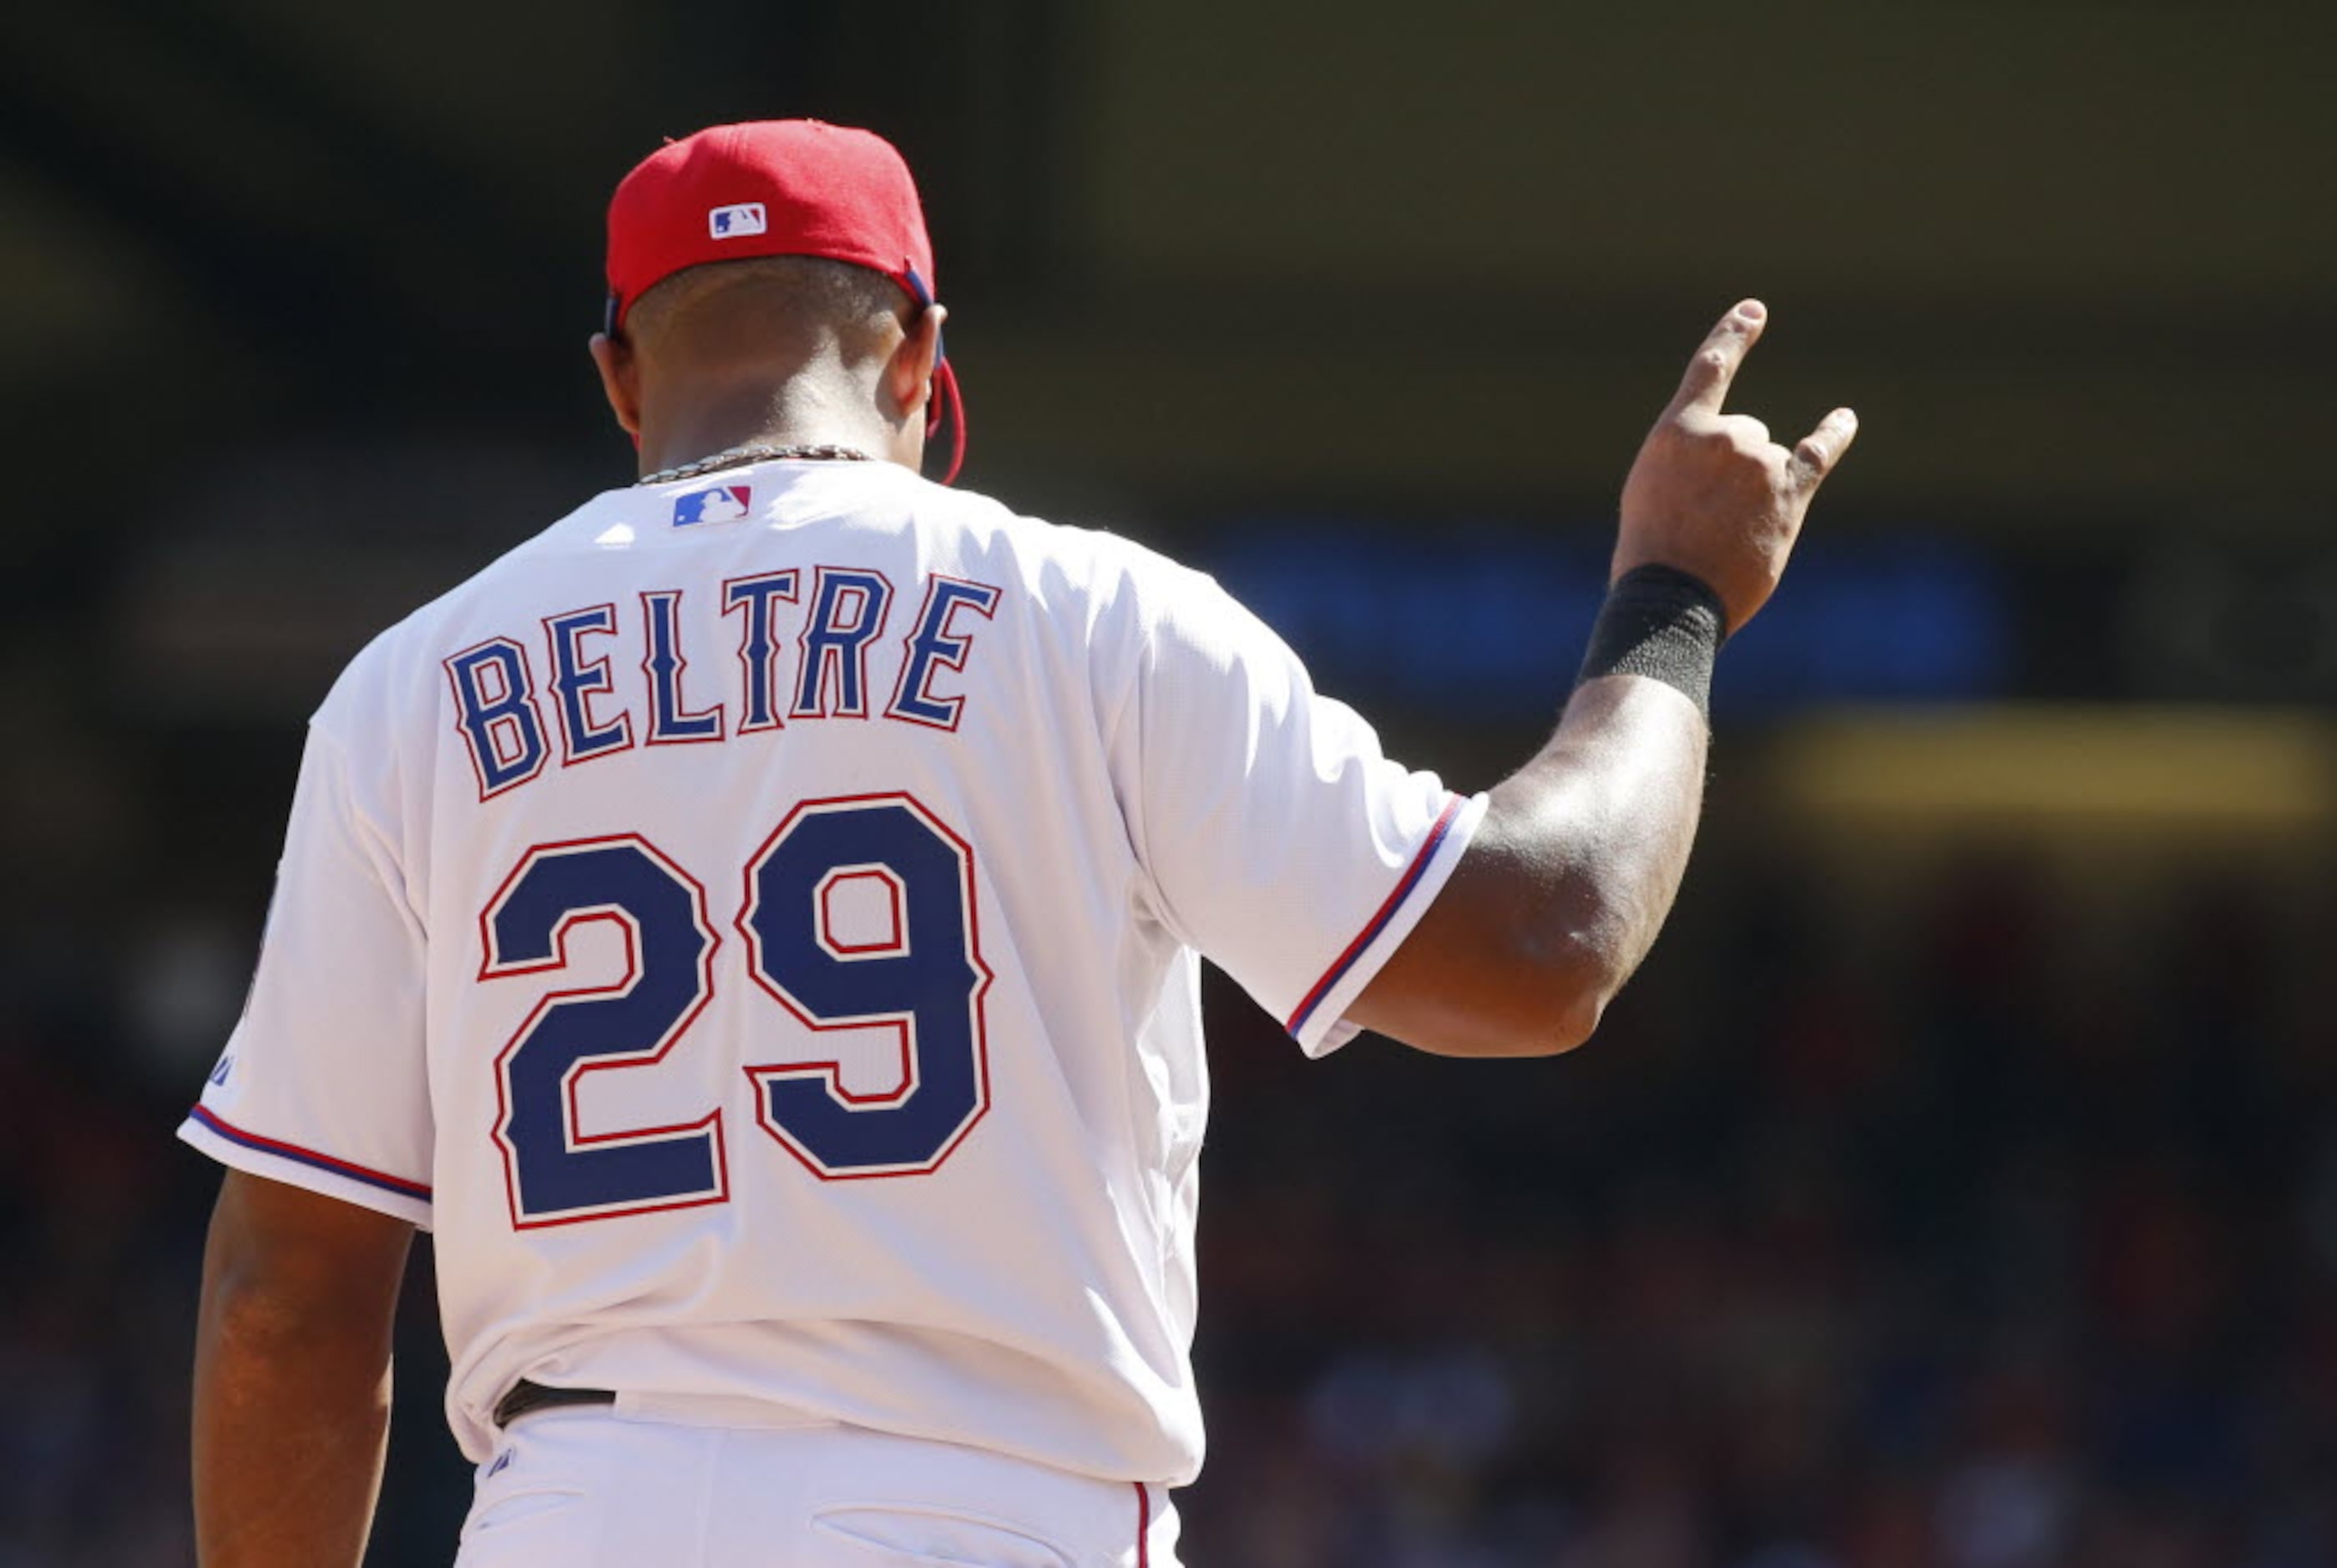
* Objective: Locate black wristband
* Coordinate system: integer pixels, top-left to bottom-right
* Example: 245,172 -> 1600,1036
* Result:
1576,564 -> 1727,719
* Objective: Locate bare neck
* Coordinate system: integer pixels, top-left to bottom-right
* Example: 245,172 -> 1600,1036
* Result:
635,364 -> 905,478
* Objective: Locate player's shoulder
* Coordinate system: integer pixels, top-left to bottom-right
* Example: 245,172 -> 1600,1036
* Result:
899,472 -> 1227,630
308,489 -> 625,736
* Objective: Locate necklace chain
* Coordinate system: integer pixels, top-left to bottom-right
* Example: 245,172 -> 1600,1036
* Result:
635,442 -> 873,487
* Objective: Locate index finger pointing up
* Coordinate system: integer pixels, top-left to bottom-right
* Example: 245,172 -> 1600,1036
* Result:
1666,299 -> 1768,417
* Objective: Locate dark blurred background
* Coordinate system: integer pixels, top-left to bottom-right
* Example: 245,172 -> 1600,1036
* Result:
4,1 -> 2334,1563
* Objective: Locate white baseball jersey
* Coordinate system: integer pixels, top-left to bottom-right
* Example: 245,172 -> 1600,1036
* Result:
180,458 -> 1485,1485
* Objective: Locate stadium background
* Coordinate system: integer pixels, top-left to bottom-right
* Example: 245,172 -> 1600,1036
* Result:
3,1 -> 2333,1562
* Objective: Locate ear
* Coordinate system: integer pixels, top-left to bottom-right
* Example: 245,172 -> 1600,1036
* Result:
589,331 -> 641,439
884,304 -> 947,427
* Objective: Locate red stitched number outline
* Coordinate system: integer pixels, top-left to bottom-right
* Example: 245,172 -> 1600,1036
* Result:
482,794 -> 991,1227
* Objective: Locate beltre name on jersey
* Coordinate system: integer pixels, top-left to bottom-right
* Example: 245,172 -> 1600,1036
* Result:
444,488 -> 1009,799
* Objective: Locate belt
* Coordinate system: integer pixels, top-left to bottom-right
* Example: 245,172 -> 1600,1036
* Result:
493,1378 -> 617,1428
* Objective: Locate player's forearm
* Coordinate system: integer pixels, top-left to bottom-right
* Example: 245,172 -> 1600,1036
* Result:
193,1176 -> 409,1567
194,1273 -> 397,1566
1476,673 -> 1708,1044
194,1278 -> 396,1566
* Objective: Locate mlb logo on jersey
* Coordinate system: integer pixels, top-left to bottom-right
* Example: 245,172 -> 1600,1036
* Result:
673,485 -> 751,527
709,202 -> 767,239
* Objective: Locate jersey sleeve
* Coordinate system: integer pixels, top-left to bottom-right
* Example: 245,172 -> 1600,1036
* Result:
1121,565 -> 1487,1057
178,723 -> 434,1227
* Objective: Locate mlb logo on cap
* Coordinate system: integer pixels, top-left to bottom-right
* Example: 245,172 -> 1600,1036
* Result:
709,202 -> 766,239
673,484 -> 751,527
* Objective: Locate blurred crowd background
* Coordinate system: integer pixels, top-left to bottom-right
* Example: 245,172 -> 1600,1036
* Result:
3,1 -> 2332,1564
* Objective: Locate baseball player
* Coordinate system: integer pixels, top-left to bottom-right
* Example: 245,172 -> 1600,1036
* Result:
185,120 -> 1854,1566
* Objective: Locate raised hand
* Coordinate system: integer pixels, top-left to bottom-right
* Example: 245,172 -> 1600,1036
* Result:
1615,301 -> 1858,635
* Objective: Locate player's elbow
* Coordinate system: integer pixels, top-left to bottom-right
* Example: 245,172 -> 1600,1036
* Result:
197,1172 -> 413,1363
1412,989 -> 1606,1060
1505,933 -> 1625,1055
1406,935 -> 1621,1060
1500,851 -> 1672,1055
201,1243 -> 347,1363
1358,847 -> 1647,1059
202,1267 -> 301,1358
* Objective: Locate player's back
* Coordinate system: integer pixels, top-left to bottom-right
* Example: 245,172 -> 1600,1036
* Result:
382,458 -> 1217,1479
187,453 -> 1475,1488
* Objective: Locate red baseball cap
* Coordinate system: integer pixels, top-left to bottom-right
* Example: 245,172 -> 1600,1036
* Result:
604,120 -> 964,483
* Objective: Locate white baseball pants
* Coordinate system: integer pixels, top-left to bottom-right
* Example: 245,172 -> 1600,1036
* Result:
450,1402 -> 1181,1568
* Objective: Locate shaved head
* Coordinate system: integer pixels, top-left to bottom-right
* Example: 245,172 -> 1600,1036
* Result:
589,252 -> 947,477
623,255 -> 913,372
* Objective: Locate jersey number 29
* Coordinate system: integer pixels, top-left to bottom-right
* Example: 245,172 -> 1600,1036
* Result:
480,794 -> 992,1227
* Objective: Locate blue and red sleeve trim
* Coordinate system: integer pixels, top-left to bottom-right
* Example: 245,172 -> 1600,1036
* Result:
186,1105 -> 432,1202
1284,793 -> 1465,1039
